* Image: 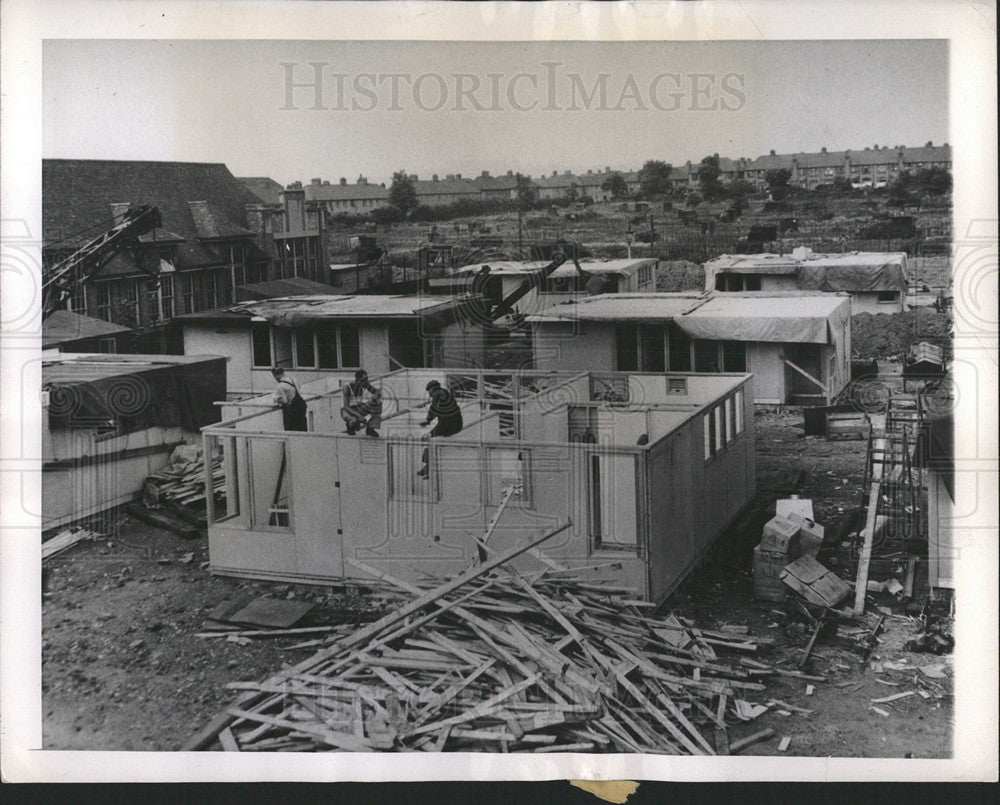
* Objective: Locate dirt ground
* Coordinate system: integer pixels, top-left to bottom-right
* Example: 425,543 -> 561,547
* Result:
42,412 -> 953,756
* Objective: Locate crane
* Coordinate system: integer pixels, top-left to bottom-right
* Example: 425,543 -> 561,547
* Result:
486,250 -> 596,322
42,205 -> 162,318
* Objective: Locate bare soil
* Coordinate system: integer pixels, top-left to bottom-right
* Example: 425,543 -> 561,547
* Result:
42,413 -> 952,756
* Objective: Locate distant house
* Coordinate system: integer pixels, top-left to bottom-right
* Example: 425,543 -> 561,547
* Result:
704,248 -> 909,313
530,291 -> 852,406
43,160 -> 326,336
744,144 -> 952,190
535,171 -> 580,201
302,176 -> 390,214
472,171 -> 524,200
412,175 -> 480,207
42,310 -> 134,354
42,352 -> 225,529
177,294 -> 488,398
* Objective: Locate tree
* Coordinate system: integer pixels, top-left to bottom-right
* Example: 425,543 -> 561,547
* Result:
601,172 -> 629,199
832,176 -> 854,192
697,155 -> 725,201
914,166 -> 952,196
637,160 -> 673,198
371,205 -> 405,225
388,171 -> 418,216
765,168 -> 793,201
515,173 -> 537,209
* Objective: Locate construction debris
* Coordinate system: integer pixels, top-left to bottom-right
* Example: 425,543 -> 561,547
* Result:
42,527 -> 99,560
143,444 -> 225,507
187,526 -> 786,753
780,555 -> 851,608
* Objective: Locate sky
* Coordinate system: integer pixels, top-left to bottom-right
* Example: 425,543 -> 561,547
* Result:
43,39 -> 949,186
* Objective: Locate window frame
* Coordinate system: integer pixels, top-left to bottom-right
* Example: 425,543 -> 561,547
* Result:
251,323 -> 273,368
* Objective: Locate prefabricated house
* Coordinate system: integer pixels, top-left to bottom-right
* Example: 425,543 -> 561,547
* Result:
202,368 -> 755,603
42,310 -> 135,354
42,353 -> 225,529
704,249 -> 909,313
530,292 -> 852,406
429,258 -> 658,319
177,294 -> 488,399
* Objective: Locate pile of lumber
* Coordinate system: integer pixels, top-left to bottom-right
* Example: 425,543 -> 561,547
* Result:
144,452 -> 225,507
190,525 -> 775,754
42,526 -> 99,560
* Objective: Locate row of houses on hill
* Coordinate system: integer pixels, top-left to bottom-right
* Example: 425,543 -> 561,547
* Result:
271,142 -> 951,212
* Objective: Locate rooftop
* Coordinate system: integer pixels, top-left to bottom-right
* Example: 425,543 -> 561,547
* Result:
42,310 -> 133,348
43,352 -> 223,386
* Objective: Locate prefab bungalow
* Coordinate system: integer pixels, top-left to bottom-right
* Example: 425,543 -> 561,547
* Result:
530,292 -> 852,406
704,249 -> 909,314
177,294 -> 488,399
42,310 -> 135,354
202,368 -> 755,603
429,258 -> 658,319
42,353 -> 225,529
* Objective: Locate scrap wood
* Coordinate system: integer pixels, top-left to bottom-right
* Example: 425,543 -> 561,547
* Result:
192,525 -> 786,754
871,690 -> 916,704
729,727 -> 776,754
42,527 -> 98,560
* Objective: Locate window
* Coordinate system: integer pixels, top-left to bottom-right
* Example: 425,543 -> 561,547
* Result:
121,279 -> 141,325
295,329 -> 316,367
97,337 -> 117,354
877,291 -> 898,304
487,448 -> 530,506
252,324 -> 272,367
316,325 -> 339,369
722,341 -> 746,372
589,453 -> 638,550
639,325 -> 665,372
725,397 -> 735,444
744,274 -> 762,291
694,340 -> 720,373
667,324 -> 692,371
735,389 -> 744,435
70,284 -> 87,315
615,323 -> 639,371
93,284 -> 112,321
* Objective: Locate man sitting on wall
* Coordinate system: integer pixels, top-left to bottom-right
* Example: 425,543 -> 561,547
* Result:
341,369 -> 383,437
417,379 -> 463,478
271,366 -> 308,432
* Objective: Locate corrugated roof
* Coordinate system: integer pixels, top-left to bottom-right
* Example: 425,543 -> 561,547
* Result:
42,311 -> 133,348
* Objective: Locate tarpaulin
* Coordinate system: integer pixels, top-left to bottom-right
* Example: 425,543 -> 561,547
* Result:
47,358 -> 225,436
797,259 -> 907,292
675,295 -> 851,345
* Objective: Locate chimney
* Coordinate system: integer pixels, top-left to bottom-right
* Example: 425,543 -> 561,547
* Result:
358,174 -> 367,185
587,169 -> 593,174
455,173 -> 461,179
339,177 -> 347,185
769,149 -> 776,156
821,147 -> 827,153
605,166 -> 611,172
311,178 -> 321,185
507,169 -> 514,176
552,170 -> 558,177
481,170 -> 490,177
432,174 -> 439,182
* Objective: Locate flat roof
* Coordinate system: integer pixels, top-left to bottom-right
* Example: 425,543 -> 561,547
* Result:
176,294 -> 468,325
706,251 -> 907,273
43,352 -> 224,385
451,258 -> 656,278
42,310 -> 132,347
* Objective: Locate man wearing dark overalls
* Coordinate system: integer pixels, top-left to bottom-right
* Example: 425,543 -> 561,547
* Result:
271,366 -> 309,432
417,380 -> 463,478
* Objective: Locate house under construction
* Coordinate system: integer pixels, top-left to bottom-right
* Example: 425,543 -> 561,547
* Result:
202,368 -> 755,603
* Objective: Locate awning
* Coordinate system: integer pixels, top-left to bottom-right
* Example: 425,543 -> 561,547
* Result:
675,295 -> 850,345
797,260 -> 906,292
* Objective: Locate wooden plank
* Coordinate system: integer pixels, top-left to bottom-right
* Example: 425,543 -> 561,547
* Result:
729,727 -> 775,754
854,477 -> 883,615
218,727 -> 240,752
405,673 -> 542,737
614,670 -> 710,755
871,690 -> 916,704
341,521 -> 570,652
225,707 -> 373,751
714,694 -> 729,755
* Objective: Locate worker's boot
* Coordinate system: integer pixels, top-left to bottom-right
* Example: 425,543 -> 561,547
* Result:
416,465 -> 429,478
345,424 -> 358,436
365,426 -> 380,437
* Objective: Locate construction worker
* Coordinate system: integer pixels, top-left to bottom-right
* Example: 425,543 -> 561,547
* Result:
341,369 -> 383,437
271,366 -> 308,432
417,379 -> 463,478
